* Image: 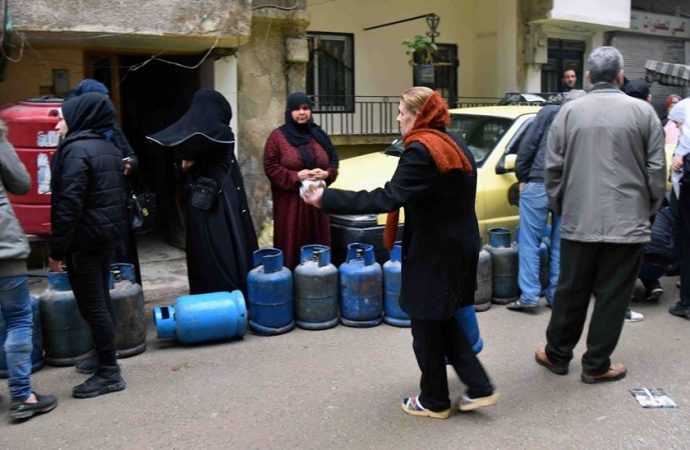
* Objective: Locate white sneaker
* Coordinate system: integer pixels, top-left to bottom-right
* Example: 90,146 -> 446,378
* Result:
458,392 -> 501,411
625,309 -> 644,322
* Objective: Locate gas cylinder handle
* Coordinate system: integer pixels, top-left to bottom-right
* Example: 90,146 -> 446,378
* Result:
253,248 -> 283,273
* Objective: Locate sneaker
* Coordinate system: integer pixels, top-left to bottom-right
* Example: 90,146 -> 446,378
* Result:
643,281 -> 664,302
75,354 -> 98,374
534,346 -> 568,375
401,396 -> 450,419
581,363 -> 627,384
624,309 -> 644,322
506,299 -> 539,311
458,392 -> 500,412
73,365 -> 126,399
9,392 -> 57,420
668,302 -> 690,318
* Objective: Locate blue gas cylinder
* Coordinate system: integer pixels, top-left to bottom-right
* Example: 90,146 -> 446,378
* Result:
0,294 -> 44,378
456,305 -> 483,354
110,263 -> 146,357
383,242 -> 409,327
294,245 -> 339,330
39,271 -> 94,366
485,227 -> 519,304
247,248 -> 294,335
339,243 -> 383,327
153,291 -> 247,344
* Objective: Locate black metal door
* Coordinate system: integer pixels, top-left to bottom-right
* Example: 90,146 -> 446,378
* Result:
541,39 -> 585,92
413,43 -> 459,106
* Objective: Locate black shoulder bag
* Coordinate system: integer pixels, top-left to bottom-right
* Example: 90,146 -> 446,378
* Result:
189,169 -> 231,211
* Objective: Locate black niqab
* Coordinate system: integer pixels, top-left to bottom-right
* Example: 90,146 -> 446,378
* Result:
280,92 -> 339,169
147,89 -> 235,148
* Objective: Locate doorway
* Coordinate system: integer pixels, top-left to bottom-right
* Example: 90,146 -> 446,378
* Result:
118,55 -> 201,248
412,43 -> 459,107
84,54 -> 202,248
541,39 -> 585,92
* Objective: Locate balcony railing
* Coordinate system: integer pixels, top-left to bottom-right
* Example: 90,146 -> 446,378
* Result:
311,95 -> 501,136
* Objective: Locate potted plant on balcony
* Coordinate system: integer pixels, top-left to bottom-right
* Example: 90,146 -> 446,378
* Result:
403,35 -> 440,86
402,35 -> 438,66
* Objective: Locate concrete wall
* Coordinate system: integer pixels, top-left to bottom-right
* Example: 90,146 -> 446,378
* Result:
307,0 -> 520,98
236,9 -> 310,246
10,0 -> 252,49
519,0 -> 631,92
550,0 -> 631,28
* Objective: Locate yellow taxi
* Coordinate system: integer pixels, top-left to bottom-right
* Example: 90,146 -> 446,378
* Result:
329,104 -> 673,263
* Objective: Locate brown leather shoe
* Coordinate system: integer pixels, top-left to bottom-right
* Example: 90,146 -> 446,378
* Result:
534,346 -> 568,375
581,363 -> 627,384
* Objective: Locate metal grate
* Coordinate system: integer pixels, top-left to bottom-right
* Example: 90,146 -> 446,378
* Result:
311,95 -> 500,136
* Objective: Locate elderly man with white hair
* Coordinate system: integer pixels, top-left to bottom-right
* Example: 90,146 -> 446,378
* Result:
535,46 -> 667,384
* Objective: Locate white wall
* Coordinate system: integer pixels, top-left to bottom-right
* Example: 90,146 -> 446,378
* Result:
551,0 -> 631,29
307,0 -> 519,99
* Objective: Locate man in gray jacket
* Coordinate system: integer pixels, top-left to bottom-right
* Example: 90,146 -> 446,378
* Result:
0,120 -> 57,420
535,46 -> 666,384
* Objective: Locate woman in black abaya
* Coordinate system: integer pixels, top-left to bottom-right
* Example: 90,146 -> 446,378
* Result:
147,89 -> 258,295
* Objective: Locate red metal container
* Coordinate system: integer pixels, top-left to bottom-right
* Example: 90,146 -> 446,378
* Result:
0,98 -> 62,238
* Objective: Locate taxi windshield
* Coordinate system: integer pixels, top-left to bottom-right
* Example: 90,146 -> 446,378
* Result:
448,114 -> 512,167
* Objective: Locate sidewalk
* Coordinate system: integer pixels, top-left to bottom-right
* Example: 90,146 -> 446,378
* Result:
136,234 -> 189,307
27,233 -> 189,311
3,273 -> 688,447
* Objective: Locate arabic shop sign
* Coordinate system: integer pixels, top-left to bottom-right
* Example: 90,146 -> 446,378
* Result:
630,11 -> 690,39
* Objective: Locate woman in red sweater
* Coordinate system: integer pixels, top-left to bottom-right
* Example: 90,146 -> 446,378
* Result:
263,93 -> 339,268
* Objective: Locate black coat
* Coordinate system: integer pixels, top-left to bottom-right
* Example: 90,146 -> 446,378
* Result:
181,143 -> 258,295
322,136 -> 479,320
50,93 -> 128,261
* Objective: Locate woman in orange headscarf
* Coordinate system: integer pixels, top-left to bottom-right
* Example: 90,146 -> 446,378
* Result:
304,87 -> 498,419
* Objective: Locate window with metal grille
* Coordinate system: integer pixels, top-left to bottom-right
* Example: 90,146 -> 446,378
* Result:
307,32 -> 354,113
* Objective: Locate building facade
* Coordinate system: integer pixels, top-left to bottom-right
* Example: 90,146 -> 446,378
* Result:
1,0 -> 689,247
0,0 -> 309,244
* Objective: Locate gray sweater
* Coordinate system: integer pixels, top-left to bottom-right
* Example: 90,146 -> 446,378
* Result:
0,123 -> 31,276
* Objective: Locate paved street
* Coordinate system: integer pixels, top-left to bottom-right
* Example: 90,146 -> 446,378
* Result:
1,239 -> 688,448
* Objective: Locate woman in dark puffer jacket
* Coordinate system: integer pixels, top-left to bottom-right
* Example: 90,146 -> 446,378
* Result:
48,92 -> 129,399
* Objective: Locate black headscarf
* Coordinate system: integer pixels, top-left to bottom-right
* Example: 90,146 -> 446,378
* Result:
279,92 -> 339,169
61,92 -> 115,141
147,89 -> 235,149
67,78 -> 110,99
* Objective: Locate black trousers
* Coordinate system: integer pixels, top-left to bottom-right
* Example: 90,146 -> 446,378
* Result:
678,183 -> 690,306
545,239 -> 644,375
410,317 -> 493,411
67,248 -> 118,367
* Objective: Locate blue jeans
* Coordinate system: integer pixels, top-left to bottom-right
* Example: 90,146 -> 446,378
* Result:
518,182 -> 561,305
0,275 -> 33,401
